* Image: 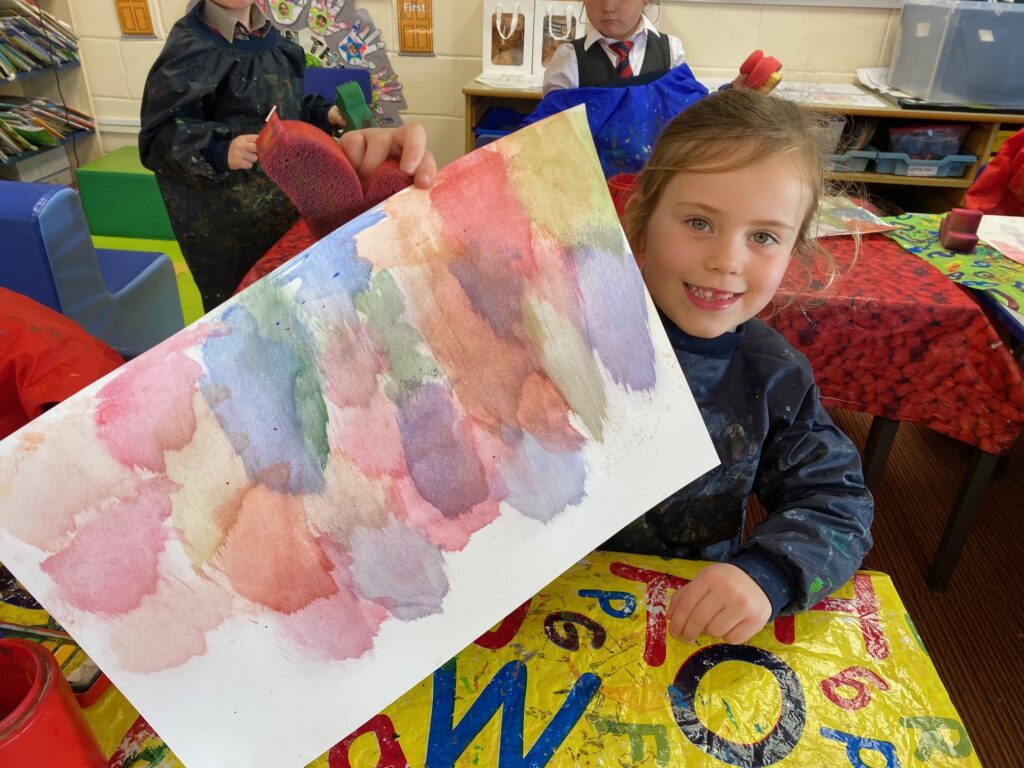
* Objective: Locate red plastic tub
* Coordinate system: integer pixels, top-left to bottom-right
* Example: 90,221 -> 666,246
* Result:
0,638 -> 106,767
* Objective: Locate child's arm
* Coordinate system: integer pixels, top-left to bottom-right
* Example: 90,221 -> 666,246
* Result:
139,40 -> 266,181
667,377 -> 871,645
738,380 -> 874,615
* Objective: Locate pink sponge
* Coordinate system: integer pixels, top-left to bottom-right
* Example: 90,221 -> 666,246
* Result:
257,110 -> 412,239
938,208 -> 983,253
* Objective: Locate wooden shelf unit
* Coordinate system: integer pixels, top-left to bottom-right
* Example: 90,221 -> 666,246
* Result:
463,79 -> 1024,210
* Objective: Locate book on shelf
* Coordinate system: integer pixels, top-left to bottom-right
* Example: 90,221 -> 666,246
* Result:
0,0 -> 78,80
0,96 -> 93,162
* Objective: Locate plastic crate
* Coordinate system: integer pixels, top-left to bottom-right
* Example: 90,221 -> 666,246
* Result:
889,0 -> 1024,110
474,107 -> 528,148
873,151 -> 977,178
826,149 -> 877,173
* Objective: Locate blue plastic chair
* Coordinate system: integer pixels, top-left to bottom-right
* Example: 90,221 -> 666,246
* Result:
0,180 -> 184,359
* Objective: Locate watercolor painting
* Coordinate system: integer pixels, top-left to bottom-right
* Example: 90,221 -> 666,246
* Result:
0,107 -> 717,768
979,215 -> 1024,266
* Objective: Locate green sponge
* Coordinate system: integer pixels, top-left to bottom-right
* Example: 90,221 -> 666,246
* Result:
335,81 -> 375,131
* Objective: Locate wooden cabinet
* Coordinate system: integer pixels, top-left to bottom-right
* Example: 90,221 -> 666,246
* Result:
462,79 -> 1024,211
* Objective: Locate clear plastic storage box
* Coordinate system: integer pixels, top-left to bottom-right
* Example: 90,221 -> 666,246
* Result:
889,0 -> 1024,110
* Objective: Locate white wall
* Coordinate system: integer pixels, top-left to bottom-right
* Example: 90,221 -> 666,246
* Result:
66,0 -> 900,166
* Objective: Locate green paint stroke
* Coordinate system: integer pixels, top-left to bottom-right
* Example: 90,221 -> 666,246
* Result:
904,612 -> 929,656
900,717 -> 973,760
353,270 -> 441,400
507,108 -> 625,256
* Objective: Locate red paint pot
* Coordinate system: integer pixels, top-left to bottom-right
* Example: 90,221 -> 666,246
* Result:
0,638 -> 106,767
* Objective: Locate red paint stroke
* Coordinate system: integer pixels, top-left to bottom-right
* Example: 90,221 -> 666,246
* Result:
216,485 -> 338,612
41,477 -> 176,615
429,149 -> 538,280
95,325 -> 217,472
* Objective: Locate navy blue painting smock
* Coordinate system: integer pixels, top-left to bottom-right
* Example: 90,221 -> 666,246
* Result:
605,315 -> 875,620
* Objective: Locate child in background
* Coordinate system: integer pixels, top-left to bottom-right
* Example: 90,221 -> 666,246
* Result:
543,0 -> 685,94
139,0 -> 435,312
608,89 -> 873,644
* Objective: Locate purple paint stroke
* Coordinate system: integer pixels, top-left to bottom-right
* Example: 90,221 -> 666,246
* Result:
575,245 -> 657,391
449,245 -> 525,339
349,520 -> 449,620
397,382 -> 489,519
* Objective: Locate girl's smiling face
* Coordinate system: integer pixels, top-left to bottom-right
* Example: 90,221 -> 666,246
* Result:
638,155 -> 812,339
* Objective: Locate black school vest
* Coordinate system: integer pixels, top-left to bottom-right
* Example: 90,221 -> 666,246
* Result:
573,31 -> 671,88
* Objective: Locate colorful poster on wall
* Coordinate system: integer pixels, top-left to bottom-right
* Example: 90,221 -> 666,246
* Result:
0,108 -> 718,768
188,0 -> 407,126
11,551 -> 975,766
397,0 -> 433,55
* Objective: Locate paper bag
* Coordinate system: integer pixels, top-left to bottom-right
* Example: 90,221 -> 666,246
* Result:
532,1 -> 584,79
481,0 -> 536,86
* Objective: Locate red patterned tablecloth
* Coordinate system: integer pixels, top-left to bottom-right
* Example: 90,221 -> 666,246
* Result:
243,219 -> 1024,456
772,234 -> 1024,455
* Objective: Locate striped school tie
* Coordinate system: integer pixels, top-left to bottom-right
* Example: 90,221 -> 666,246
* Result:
608,40 -> 634,79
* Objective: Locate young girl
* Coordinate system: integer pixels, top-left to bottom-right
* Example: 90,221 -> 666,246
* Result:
608,88 -> 874,645
543,0 -> 686,94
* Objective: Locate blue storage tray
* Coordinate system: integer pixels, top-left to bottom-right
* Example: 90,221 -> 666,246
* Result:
826,149 -> 877,173
873,151 -> 977,178
474,107 -> 528,148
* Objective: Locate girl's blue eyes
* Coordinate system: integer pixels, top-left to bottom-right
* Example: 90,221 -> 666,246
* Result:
683,218 -> 779,246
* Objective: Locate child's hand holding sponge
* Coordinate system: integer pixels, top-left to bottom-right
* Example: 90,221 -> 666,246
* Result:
257,109 -> 413,239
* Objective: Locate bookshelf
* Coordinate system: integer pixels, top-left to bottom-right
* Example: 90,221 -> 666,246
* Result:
0,0 -> 98,177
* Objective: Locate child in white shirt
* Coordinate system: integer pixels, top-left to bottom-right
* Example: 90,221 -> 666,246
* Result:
543,0 -> 685,94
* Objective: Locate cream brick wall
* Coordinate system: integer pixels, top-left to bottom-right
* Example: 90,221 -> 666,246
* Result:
61,0 -> 899,168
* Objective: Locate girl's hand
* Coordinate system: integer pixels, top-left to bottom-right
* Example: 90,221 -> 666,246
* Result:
338,123 -> 437,189
227,134 -> 259,170
668,563 -> 772,645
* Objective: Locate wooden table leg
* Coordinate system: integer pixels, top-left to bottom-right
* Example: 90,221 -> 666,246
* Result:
927,448 -> 1000,591
863,417 -> 899,492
